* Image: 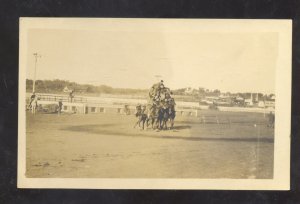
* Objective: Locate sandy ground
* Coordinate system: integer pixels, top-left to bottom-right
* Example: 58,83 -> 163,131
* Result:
26,111 -> 274,179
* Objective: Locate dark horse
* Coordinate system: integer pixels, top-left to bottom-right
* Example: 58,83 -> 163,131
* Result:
168,105 -> 176,129
134,106 -> 148,130
158,105 -> 176,130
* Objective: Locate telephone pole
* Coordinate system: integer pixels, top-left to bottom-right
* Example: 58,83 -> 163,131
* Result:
32,52 -> 41,93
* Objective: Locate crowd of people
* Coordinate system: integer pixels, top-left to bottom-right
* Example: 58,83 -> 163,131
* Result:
134,80 -> 177,130
136,80 -> 176,114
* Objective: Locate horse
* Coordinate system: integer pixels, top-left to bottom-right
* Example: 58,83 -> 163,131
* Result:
157,104 -> 176,130
134,105 -> 148,130
167,105 -> 176,129
157,106 -> 169,130
146,104 -> 160,129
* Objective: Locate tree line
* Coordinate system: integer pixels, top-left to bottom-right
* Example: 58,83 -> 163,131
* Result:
26,79 -> 275,100
26,79 -> 148,95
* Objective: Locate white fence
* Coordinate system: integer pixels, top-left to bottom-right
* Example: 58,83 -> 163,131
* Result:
27,93 -> 275,115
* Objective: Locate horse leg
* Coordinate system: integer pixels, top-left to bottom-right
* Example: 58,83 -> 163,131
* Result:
152,119 -> 155,129
164,120 -> 168,130
161,119 -> 165,130
169,119 -> 173,129
134,117 -> 141,128
159,119 -> 163,130
155,118 -> 159,130
167,119 -> 170,130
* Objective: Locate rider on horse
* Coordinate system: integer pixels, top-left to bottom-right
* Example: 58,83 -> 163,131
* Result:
134,80 -> 176,130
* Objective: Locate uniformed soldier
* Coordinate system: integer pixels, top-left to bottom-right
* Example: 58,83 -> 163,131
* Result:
161,98 -> 169,108
141,105 -> 147,113
58,100 -> 63,115
148,80 -> 176,111
69,90 -> 74,103
149,80 -> 164,100
171,98 -> 176,106
135,104 -> 142,117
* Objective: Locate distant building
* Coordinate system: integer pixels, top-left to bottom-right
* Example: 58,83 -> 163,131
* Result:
235,96 -> 244,101
215,95 -> 232,106
184,87 -> 193,95
200,96 -> 218,105
258,101 -> 265,108
244,94 -> 254,106
63,86 -> 71,93
265,100 -> 275,108
270,95 -> 276,100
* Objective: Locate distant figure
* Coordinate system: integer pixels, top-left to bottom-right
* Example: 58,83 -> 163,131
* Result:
134,104 -> 148,130
58,100 -> 63,115
31,97 -> 38,115
268,111 -> 275,128
135,104 -> 142,117
29,92 -> 36,109
69,90 -> 74,103
124,104 -> 130,115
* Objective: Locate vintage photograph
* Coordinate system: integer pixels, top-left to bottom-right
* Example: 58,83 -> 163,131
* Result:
18,18 -> 291,189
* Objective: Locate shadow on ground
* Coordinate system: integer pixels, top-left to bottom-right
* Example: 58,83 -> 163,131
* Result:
62,124 -> 273,144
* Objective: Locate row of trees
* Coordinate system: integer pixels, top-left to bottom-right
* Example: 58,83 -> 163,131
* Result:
26,79 -> 275,100
26,79 -> 148,95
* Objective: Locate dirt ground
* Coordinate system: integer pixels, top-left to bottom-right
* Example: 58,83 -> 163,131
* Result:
26,110 -> 274,179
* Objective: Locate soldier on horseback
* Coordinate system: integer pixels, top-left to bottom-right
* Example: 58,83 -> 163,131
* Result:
134,104 -> 148,129
149,80 -> 164,101
134,80 -> 176,130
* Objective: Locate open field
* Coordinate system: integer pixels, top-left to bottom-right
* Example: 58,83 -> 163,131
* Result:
26,110 -> 274,179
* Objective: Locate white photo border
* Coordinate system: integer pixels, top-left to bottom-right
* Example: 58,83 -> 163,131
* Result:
18,18 -> 292,190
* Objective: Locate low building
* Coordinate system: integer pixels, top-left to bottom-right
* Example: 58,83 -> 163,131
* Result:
200,96 -> 219,105
258,101 -> 265,108
265,100 -> 275,108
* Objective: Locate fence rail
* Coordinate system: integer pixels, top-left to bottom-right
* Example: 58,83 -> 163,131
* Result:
29,93 -> 274,115
36,94 -> 87,103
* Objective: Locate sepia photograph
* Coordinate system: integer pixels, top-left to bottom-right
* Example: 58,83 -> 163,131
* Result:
18,18 -> 291,189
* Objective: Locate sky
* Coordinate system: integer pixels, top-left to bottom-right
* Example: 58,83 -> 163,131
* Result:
26,27 -> 278,94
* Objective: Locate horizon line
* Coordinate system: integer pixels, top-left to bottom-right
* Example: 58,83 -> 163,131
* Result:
26,78 -> 275,95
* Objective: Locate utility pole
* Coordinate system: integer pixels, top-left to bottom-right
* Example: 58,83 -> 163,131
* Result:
32,52 -> 41,93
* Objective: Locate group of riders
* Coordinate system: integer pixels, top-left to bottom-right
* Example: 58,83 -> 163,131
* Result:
134,80 -> 176,130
